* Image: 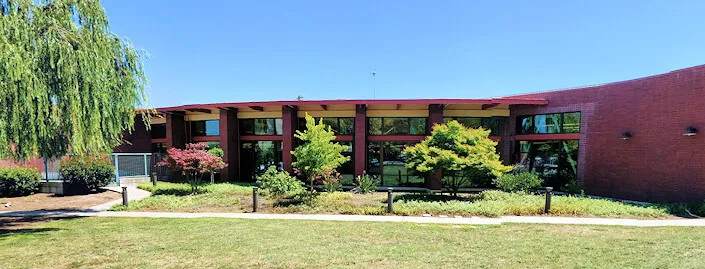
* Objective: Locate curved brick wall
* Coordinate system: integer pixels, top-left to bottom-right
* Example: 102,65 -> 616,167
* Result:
509,65 -> 705,203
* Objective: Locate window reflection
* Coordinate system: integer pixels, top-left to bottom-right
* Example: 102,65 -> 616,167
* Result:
517,112 -> 580,135
239,119 -> 283,135
367,118 -> 427,136
191,120 -> 220,136
516,140 -> 578,189
367,141 -> 425,187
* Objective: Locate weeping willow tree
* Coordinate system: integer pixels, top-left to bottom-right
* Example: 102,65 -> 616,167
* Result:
0,0 -> 149,161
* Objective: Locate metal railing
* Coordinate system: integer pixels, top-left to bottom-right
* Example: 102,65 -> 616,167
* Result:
111,153 -> 152,185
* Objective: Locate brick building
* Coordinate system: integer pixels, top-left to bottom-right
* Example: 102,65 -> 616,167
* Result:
114,64 -> 705,203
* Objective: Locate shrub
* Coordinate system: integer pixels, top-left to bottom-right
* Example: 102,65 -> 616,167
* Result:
207,147 -> 224,157
322,170 -> 343,193
60,155 -> 115,194
352,174 -> 377,194
0,166 -> 42,197
687,201 -> 705,217
256,166 -> 304,196
561,179 -> 584,195
493,172 -> 542,193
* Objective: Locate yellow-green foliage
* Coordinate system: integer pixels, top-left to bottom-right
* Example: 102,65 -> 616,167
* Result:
0,0 -> 149,160
292,114 -> 350,186
404,120 -> 512,193
394,191 -> 671,218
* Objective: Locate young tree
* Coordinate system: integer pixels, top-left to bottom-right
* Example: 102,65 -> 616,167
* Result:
292,114 -> 349,191
403,120 -> 513,196
0,0 -> 149,161
158,143 -> 227,194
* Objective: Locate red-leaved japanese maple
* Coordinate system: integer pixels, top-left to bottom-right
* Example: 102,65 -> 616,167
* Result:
157,143 -> 227,193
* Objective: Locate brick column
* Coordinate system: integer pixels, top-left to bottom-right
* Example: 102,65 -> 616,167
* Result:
281,106 -> 298,173
166,113 -> 186,149
427,104 -> 444,133
354,104 -> 367,176
219,109 -> 239,181
426,104 -> 444,189
498,117 -> 512,165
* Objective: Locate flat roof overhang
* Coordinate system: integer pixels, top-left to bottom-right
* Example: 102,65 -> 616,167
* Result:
155,97 -> 548,113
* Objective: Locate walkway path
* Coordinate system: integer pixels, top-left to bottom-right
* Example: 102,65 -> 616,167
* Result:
2,209 -> 705,227
89,186 -> 152,211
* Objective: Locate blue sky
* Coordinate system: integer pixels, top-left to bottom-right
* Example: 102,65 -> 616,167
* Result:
102,1 -> 705,108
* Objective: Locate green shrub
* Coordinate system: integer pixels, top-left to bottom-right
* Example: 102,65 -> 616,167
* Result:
60,155 -> 115,194
0,166 -> 42,197
323,180 -> 342,193
207,147 -> 224,157
352,174 -> 377,194
322,169 -> 343,193
493,172 -> 542,193
561,179 -> 584,194
256,166 -> 304,196
689,201 -> 705,217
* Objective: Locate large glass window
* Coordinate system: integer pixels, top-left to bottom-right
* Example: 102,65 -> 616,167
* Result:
517,112 -> 580,134
444,117 -> 502,136
152,142 -> 167,153
240,141 -> 283,181
516,140 -> 579,189
151,123 -> 166,139
534,114 -> 561,134
562,112 -> 581,133
338,141 -> 355,186
191,120 -> 220,136
298,117 -> 355,135
240,119 -> 283,135
367,141 -> 425,187
367,117 -> 427,135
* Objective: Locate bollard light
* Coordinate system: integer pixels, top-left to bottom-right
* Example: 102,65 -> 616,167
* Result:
252,187 -> 259,213
122,186 -> 128,207
544,187 -> 553,214
387,187 -> 394,213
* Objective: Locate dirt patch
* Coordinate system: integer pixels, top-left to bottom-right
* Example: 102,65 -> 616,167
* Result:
0,190 -> 121,212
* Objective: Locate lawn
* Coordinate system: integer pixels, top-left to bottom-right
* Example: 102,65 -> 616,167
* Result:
1,217 -> 705,268
110,182 -> 688,219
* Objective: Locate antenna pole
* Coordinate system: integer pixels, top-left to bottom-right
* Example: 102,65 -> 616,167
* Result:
372,70 -> 377,99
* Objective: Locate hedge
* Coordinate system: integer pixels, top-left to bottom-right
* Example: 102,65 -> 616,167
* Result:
60,155 -> 115,194
0,166 -> 42,197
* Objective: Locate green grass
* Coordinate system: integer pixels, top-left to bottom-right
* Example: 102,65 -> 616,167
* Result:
113,182 -> 688,219
2,217 -> 705,268
111,182 -> 254,212
394,191 -> 673,218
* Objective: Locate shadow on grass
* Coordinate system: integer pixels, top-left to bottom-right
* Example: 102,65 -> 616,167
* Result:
152,189 -> 202,196
0,214 -> 83,238
272,192 -> 319,207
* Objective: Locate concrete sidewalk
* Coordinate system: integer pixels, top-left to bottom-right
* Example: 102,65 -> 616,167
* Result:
89,186 -> 152,211
2,210 -> 705,227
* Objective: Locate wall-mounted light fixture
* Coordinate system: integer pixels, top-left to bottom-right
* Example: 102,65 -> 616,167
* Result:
683,126 -> 698,136
620,131 -> 632,140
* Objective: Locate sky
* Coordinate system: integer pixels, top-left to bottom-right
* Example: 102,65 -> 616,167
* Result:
102,0 -> 705,108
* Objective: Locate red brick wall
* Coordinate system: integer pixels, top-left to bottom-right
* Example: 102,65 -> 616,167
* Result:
113,114 -> 152,153
509,65 -> 705,203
